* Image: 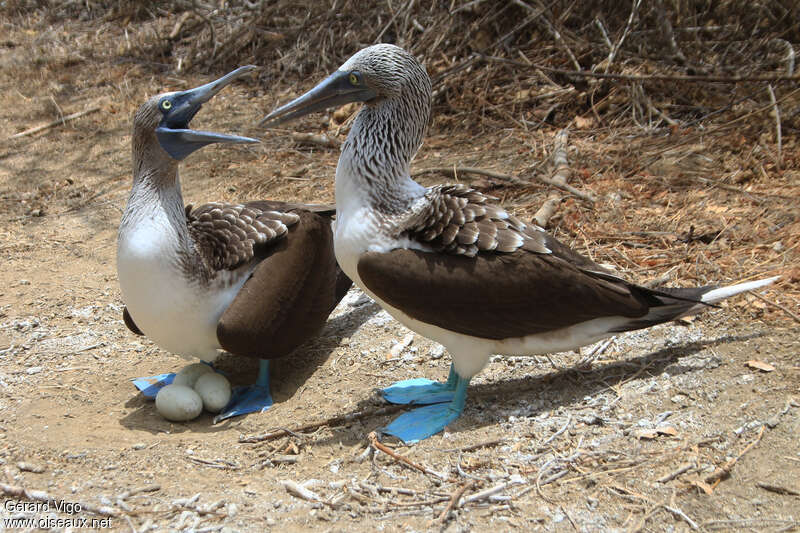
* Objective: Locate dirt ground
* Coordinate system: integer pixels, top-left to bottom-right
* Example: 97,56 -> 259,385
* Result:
1,14 -> 798,533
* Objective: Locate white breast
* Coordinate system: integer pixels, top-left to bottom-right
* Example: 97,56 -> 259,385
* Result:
117,213 -> 247,361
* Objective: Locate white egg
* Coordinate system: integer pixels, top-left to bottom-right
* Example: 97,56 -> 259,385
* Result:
155,384 -> 203,422
173,363 -> 214,388
194,373 -> 232,413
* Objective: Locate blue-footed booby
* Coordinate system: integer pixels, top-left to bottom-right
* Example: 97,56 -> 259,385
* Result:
118,66 -> 351,422
260,44 -> 778,443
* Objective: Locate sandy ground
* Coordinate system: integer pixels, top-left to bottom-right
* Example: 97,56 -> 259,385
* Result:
0,17 -> 798,533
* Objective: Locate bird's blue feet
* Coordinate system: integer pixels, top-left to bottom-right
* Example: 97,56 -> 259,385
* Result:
213,360 -> 273,423
381,370 -> 470,443
379,364 -> 457,405
131,373 -> 175,399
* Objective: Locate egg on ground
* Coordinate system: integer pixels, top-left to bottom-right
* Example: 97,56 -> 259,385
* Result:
194,372 -> 232,413
155,384 -> 203,421
172,362 -> 214,388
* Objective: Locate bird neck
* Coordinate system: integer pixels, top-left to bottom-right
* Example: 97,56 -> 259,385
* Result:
120,140 -> 189,248
338,95 -> 430,216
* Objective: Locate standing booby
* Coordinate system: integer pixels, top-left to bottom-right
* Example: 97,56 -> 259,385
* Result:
118,66 -> 351,422
260,44 -> 778,443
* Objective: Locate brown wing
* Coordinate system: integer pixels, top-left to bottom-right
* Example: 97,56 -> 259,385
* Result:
186,202 -> 300,272
217,211 -> 346,359
402,184 -> 550,257
357,247 -> 653,340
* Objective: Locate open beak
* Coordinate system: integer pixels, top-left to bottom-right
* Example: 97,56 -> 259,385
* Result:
156,65 -> 260,160
259,71 -> 376,128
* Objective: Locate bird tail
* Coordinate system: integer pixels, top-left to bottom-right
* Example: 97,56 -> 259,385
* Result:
610,276 -> 778,333
698,276 -> 780,304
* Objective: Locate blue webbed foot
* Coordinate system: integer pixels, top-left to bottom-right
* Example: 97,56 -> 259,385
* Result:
131,373 -> 175,399
382,402 -> 463,443
213,359 -> 273,423
213,384 -> 273,423
379,364 -> 457,405
381,370 -> 470,443
380,378 -> 455,405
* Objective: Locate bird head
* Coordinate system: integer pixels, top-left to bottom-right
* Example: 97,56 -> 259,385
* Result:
259,44 -> 431,128
134,65 -> 259,161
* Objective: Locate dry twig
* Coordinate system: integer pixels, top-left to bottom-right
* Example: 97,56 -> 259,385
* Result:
6,106 -> 101,141
433,481 -> 475,525
756,482 -> 800,496
239,404 -> 405,443
280,479 -> 323,502
704,426 -> 764,487
766,85 -> 782,169
749,291 -> 799,324
368,432 -> 450,481
534,129 -> 572,227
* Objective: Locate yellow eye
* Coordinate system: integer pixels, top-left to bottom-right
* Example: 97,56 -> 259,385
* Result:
349,73 -> 360,86
161,100 -> 172,110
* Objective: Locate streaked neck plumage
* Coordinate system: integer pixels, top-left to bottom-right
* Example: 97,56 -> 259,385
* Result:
336,66 -> 432,218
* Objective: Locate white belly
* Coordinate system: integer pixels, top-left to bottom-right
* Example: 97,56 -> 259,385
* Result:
117,220 -> 247,361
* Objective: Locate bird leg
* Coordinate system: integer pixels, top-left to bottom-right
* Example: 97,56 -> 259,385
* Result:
381,370 -> 470,443
214,359 -> 274,423
379,363 -> 458,405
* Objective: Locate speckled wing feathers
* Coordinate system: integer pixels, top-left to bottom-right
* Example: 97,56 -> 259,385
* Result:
187,202 -> 300,272
402,185 -> 549,257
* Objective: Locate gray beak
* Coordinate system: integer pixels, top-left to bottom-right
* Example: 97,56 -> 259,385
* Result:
259,71 -> 376,128
157,65 -> 260,160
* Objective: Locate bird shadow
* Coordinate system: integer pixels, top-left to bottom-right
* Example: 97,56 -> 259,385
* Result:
117,301 -> 381,434
290,331 -> 767,448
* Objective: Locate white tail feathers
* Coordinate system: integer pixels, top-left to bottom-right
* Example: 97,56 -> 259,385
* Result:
701,276 -> 780,304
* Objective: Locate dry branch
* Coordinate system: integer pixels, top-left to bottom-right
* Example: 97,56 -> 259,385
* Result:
533,129 -> 572,227
704,426 -> 764,487
653,0 -> 687,66
368,432 -> 450,481
290,132 -> 341,149
238,404 -> 406,443
6,106 -> 101,141
280,479 -> 322,502
479,56 -> 800,82
511,0 -> 581,71
434,481 -> 475,525
756,482 -> 800,496
604,0 -> 642,73
749,291 -> 800,324
766,85 -> 782,169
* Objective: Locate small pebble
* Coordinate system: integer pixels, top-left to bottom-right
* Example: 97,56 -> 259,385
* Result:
429,345 -> 445,359
17,461 -> 45,473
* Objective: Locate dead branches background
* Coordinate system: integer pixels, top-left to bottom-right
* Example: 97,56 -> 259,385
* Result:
5,0 -> 799,132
